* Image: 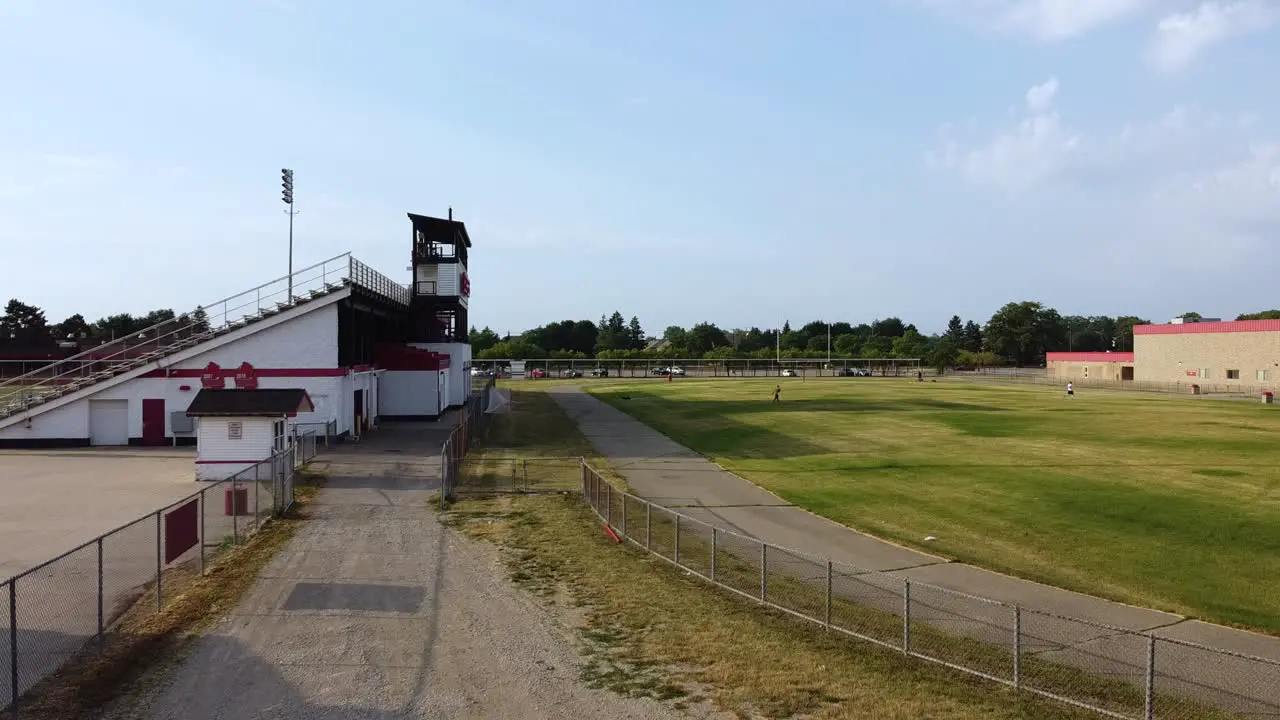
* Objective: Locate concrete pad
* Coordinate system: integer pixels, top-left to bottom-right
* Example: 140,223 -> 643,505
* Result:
1153,619 -> 1280,661
0,449 -> 198,579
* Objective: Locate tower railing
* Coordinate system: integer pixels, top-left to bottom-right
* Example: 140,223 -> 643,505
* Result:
0,253 -> 407,421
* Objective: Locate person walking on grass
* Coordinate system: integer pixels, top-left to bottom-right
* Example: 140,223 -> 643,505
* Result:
772,384 -> 781,403
1065,381 -> 1074,398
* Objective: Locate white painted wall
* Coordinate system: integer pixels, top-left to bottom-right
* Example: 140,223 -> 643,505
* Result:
177,303 -> 338,370
413,263 -> 467,307
380,370 -> 444,417
411,342 -> 472,408
195,416 -> 276,481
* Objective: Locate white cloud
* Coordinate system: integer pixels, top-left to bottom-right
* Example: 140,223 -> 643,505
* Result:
929,79 -> 1280,265
911,0 -> 1155,40
1147,1 -> 1277,72
1025,77 -> 1059,113
927,78 -> 1080,193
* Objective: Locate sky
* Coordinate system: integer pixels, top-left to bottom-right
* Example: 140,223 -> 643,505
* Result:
1,0 -> 1278,336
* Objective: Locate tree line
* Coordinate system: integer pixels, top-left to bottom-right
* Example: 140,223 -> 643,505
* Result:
0,299 -> 210,352
470,303 -> 1280,369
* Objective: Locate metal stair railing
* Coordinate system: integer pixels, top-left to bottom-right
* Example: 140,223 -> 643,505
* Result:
348,256 -> 412,307
0,253 -> 356,420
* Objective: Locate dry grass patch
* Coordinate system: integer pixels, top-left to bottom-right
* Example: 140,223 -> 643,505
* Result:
14,475 -> 324,720
450,494 -> 1101,719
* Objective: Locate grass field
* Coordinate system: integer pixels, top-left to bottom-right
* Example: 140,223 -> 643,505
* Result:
584,377 -> 1280,633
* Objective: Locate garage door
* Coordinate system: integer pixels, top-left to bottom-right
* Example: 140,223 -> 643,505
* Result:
88,399 -> 129,446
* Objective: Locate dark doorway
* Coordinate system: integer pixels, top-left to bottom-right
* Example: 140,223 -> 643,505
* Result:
142,398 -> 166,446
354,388 -> 365,435
1121,366 -> 1135,381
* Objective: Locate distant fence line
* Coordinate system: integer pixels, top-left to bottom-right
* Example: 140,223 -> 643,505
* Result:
1,433 -> 321,714
948,367 -> 1278,398
572,462 -> 1278,720
471,357 -> 923,378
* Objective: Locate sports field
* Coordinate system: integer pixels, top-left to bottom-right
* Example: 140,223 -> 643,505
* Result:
586,378 -> 1280,633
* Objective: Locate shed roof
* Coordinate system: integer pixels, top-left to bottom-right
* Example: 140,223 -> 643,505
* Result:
185,389 -> 314,417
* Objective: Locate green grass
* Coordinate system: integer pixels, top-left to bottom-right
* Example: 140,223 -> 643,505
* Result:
585,377 -> 1280,633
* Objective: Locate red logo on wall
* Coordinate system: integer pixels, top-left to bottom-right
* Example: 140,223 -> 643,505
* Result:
460,272 -> 471,298
200,362 -> 225,389
234,362 -> 259,389
1186,370 -> 1199,377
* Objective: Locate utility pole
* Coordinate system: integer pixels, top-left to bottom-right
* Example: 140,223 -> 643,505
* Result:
281,168 -> 296,299
827,321 -> 831,363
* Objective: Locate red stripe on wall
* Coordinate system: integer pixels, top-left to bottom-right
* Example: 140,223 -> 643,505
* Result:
1046,352 -> 1135,363
138,367 -> 351,379
1134,320 -> 1280,335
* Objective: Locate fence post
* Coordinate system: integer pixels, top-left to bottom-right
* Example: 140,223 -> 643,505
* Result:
1144,634 -> 1156,720
674,515 -> 681,565
199,489 -> 206,575
902,580 -> 911,654
9,578 -> 16,712
97,537 -> 105,648
1013,605 -> 1022,691
760,544 -> 768,601
825,561 -> 833,629
155,510 -> 163,611
710,528 -> 718,581
620,493 -> 627,539
606,483 -> 613,527
645,503 -> 652,550
233,480 -> 240,544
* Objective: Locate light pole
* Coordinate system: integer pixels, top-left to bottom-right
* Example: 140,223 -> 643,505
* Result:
281,168 -> 296,299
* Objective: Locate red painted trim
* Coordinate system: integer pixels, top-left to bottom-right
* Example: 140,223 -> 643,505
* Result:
1134,319 -> 1280,335
1046,352 -> 1135,363
194,459 -> 262,464
138,367 -> 349,379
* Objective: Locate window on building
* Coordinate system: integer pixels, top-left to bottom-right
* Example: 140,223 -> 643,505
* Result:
272,420 -> 286,453
1082,365 -> 1089,378
1201,368 -> 1210,380
1227,369 -> 1240,380
1258,369 -> 1269,382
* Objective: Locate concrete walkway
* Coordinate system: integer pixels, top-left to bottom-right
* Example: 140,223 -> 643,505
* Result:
550,386 -> 1280,717
108,420 -> 690,720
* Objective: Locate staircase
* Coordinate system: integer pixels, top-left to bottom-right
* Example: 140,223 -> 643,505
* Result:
0,253 -> 409,421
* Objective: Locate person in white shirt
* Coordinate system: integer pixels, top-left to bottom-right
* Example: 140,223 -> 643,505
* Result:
1066,382 -> 1074,398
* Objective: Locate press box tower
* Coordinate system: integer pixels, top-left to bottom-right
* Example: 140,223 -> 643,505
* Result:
408,210 -> 471,342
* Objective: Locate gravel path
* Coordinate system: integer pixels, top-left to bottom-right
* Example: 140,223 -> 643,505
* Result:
106,426 -> 699,720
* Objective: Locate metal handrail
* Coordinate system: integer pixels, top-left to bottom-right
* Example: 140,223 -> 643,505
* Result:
0,254 -> 356,415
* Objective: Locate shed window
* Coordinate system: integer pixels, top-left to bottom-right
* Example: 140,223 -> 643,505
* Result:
1226,369 -> 1240,380
272,420 -> 286,453
227,421 -> 243,440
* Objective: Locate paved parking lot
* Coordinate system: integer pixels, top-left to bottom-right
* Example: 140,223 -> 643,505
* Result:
0,449 -> 199,580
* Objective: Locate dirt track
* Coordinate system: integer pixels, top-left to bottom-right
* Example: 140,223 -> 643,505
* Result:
104,423 -> 695,720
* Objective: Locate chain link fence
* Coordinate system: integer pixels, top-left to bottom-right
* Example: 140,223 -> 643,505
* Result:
945,367 -> 1276,399
1,443 -> 316,714
439,376 -> 497,509
580,463 -> 1280,720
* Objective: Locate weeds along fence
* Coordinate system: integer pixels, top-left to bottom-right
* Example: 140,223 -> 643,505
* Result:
580,464 -> 1280,720
1,433 -> 319,714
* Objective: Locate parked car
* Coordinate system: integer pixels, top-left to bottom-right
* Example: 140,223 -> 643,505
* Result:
562,369 -> 583,378
668,366 -> 686,376
530,368 -> 547,378
781,369 -> 798,377
590,367 -> 609,377
651,366 -> 670,375
833,368 -> 869,377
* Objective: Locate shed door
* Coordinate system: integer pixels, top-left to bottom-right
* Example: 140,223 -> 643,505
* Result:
89,399 -> 129,446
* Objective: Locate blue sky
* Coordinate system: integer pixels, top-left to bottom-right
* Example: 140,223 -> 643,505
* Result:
1,0 -> 1277,336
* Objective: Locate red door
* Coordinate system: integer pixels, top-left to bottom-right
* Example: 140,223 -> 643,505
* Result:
142,399 -> 166,446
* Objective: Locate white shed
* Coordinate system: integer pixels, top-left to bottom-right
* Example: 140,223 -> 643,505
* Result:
185,388 -> 315,481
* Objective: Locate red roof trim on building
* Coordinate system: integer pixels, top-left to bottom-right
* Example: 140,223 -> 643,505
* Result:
1045,352 -> 1135,363
1134,319 -> 1280,335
